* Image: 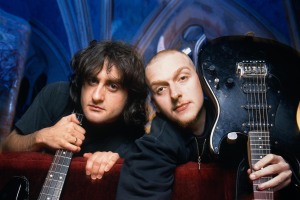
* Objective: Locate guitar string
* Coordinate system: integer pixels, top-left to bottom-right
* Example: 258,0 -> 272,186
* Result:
259,65 -> 273,199
252,63 -> 273,199
255,64 -> 267,198
252,73 -> 259,178
56,149 -> 66,198
244,66 -> 253,195
252,66 -> 263,198
55,150 -> 62,198
51,150 -> 62,199
259,67 -> 265,197
256,66 -> 263,188
262,66 -> 273,199
248,64 -> 263,198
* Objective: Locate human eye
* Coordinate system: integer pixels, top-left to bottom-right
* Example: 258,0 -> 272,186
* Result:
86,77 -> 98,85
154,86 -> 166,95
177,68 -> 191,83
178,75 -> 188,82
107,83 -> 119,92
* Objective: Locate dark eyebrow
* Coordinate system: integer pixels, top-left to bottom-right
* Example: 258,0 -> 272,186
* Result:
107,77 -> 123,86
150,80 -> 167,87
106,71 -> 123,83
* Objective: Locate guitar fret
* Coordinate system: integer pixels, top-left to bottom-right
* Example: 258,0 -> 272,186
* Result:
249,136 -> 269,138
249,136 -> 270,139
249,150 -> 271,153
251,153 -> 270,156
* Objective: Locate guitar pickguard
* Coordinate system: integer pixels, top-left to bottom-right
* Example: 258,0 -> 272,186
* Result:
197,36 -> 300,156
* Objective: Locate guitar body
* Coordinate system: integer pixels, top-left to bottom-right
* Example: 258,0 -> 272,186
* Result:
198,36 -> 300,199
0,176 -> 29,200
198,36 -> 300,157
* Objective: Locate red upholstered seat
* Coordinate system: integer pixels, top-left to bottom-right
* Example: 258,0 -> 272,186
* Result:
0,152 -> 236,200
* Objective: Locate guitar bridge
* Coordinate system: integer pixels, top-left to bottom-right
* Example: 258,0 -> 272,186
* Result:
237,61 -> 267,78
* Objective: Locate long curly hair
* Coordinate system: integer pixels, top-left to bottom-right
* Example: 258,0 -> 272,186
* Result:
69,40 -> 148,132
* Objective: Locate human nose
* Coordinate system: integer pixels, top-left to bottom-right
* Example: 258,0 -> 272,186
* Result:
170,84 -> 181,101
92,85 -> 105,102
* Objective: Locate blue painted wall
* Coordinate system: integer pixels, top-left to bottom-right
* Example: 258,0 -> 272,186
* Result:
0,0 -> 299,128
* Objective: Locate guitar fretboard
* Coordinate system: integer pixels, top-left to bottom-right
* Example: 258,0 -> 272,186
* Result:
38,150 -> 73,200
249,131 -> 274,199
240,61 -> 274,199
249,131 -> 274,200
249,131 -> 273,196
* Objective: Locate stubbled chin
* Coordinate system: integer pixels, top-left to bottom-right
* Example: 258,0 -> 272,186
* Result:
175,113 -> 198,127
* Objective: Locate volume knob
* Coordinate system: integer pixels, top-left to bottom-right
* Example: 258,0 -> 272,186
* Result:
225,77 -> 234,88
208,65 -> 216,75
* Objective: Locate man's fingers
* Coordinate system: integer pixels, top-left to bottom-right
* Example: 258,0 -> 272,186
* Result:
256,170 -> 291,191
85,152 -> 120,180
63,142 -> 81,152
105,153 -> 120,172
253,154 -> 283,170
85,154 -> 97,175
83,153 -> 93,159
69,113 -> 81,124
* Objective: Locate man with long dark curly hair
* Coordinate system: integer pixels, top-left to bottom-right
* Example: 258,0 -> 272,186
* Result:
1,40 -> 148,179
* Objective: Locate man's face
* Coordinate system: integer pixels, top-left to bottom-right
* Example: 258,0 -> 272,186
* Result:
81,62 -> 128,125
146,51 -> 204,129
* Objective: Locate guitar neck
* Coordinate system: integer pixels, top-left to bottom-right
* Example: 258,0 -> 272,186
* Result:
248,131 -> 274,200
38,149 -> 73,200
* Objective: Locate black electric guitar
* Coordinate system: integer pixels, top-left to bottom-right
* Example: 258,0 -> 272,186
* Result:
38,112 -> 83,200
198,36 -> 300,199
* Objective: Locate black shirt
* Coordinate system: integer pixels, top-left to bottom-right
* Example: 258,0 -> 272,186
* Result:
116,100 -> 215,200
15,81 -> 140,157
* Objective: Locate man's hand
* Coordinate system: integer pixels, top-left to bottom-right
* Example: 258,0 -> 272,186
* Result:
248,154 -> 292,191
84,151 -> 120,180
36,113 -> 85,152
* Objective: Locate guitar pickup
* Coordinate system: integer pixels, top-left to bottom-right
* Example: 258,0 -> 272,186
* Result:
242,83 -> 267,93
